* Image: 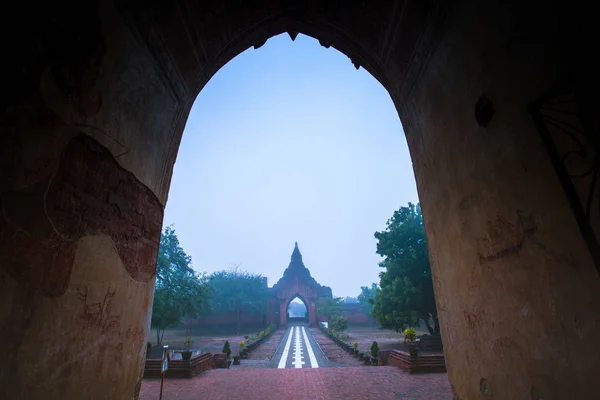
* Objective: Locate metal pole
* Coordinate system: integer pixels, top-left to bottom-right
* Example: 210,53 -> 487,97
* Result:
159,345 -> 169,400
159,372 -> 164,400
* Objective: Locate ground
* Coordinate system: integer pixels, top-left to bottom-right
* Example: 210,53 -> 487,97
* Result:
142,325 -> 452,399
343,325 -> 429,354
140,367 -> 452,399
148,327 -> 265,356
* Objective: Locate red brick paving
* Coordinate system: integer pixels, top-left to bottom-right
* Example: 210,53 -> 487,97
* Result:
140,367 -> 452,399
309,328 -> 363,367
247,330 -> 286,360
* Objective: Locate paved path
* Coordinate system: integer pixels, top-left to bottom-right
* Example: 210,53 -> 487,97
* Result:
271,324 -> 331,368
140,325 -> 453,399
139,367 -> 453,399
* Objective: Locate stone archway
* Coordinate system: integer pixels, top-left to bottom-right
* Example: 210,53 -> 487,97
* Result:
1,1 -> 600,399
286,296 -> 309,324
267,243 -> 331,328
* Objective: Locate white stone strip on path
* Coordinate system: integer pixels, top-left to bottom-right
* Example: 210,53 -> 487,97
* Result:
293,326 -> 304,368
301,326 -> 319,368
277,326 -> 294,368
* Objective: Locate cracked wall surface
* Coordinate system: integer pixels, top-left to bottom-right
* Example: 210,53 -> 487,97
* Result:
1,1 -> 599,399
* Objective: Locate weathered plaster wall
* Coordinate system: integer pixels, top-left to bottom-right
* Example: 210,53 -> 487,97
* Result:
401,1 -> 600,399
2,1 -> 598,399
0,3 -> 168,399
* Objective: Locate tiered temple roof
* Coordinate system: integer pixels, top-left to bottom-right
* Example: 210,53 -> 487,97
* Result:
270,242 -> 332,298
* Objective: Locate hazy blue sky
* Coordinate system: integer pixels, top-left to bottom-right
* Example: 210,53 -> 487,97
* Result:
163,33 -> 419,297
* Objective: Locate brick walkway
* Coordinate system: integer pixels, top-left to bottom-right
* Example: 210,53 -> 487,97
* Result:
231,329 -> 286,369
309,328 -> 363,367
140,367 -> 452,399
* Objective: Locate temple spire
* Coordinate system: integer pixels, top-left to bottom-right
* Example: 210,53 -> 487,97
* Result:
291,242 -> 302,262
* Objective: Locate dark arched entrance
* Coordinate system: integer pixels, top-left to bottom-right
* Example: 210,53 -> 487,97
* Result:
2,1 -> 600,399
286,296 -> 308,325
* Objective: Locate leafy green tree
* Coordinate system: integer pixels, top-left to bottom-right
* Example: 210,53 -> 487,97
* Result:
317,297 -> 344,321
357,283 -> 378,314
371,203 -> 440,335
330,315 -> 348,332
151,226 -> 212,345
208,267 -> 268,333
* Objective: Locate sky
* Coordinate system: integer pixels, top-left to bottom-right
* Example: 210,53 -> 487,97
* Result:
163,33 -> 419,298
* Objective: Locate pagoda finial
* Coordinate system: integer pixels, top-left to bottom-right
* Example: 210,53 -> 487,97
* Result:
291,241 -> 302,261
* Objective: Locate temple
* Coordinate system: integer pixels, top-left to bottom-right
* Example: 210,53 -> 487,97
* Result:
266,242 -> 333,327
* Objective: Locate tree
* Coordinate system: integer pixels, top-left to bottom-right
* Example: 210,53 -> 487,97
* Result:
357,283 -> 378,314
151,226 -> 212,345
343,296 -> 358,303
317,297 -> 344,320
222,341 -> 232,359
330,315 -> 348,332
208,267 -> 268,333
371,203 -> 440,335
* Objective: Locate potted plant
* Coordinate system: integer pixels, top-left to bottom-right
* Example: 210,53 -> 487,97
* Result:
146,342 -> 152,359
370,341 -> 379,366
403,327 -> 417,344
181,336 -> 193,361
233,341 -> 245,365
222,341 -> 232,367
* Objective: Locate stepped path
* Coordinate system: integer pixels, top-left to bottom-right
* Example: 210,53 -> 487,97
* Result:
140,324 -> 452,399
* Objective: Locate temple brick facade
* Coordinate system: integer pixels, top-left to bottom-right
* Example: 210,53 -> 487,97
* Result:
186,243 -> 374,331
267,242 -> 332,327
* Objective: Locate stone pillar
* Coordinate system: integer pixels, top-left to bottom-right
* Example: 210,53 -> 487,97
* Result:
398,1 -> 600,399
0,4 -> 173,399
279,299 -> 287,327
309,301 -> 317,326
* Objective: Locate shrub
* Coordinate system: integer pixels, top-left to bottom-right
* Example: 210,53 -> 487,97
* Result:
353,341 -> 358,350
403,327 -> 417,341
222,341 -> 232,358
330,315 -> 348,332
239,341 -> 245,349
370,341 -> 379,358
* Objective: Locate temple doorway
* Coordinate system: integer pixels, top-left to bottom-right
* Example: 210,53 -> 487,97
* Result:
287,297 -> 308,324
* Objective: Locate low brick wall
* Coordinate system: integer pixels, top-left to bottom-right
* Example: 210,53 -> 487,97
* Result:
144,352 -> 214,378
388,350 -> 446,373
378,350 -> 390,366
